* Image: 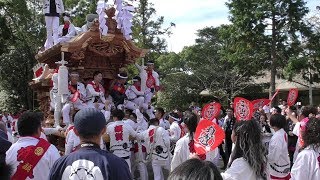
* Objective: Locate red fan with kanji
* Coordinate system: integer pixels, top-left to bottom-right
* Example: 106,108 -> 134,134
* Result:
287,88 -> 298,106
194,119 -> 225,155
234,97 -> 254,121
201,102 -> 221,121
252,99 -> 271,111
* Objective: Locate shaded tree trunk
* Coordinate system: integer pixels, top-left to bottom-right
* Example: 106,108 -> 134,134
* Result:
309,66 -> 313,106
270,10 -> 277,106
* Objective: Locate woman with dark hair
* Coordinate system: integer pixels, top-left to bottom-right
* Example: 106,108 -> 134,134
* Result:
267,114 -> 290,180
171,112 -> 218,171
259,113 -> 271,133
291,118 -> 320,180
168,158 -> 223,180
221,120 -> 267,180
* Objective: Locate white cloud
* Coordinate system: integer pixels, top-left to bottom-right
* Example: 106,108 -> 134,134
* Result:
149,0 -> 318,53
150,0 -> 230,53
167,18 -> 230,52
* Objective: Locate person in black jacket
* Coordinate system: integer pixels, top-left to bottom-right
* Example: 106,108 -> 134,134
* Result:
259,113 -> 271,133
49,108 -> 132,180
110,72 -> 128,109
0,122 -> 12,180
223,108 -> 236,163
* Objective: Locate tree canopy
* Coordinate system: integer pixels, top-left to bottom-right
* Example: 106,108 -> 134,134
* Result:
226,0 -> 311,100
0,0 -> 319,111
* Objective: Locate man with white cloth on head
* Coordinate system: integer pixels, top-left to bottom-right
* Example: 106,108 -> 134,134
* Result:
125,76 -> 148,111
110,72 -> 128,109
61,72 -> 87,126
57,13 -> 76,43
168,112 -> 184,143
86,71 -> 106,110
135,60 -> 160,105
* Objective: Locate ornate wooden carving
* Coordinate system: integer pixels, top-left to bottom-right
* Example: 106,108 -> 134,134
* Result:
70,50 -> 85,60
88,42 -> 125,57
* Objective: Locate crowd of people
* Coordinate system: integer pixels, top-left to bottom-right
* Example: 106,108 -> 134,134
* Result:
2,46 -> 320,179
1,94 -> 320,180
2,0 -> 319,179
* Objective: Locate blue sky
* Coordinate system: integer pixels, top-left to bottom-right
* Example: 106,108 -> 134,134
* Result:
151,0 -> 320,53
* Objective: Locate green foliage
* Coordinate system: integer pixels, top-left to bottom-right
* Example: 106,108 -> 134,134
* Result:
0,0 -> 44,112
157,72 -> 200,110
64,0 -> 96,26
226,0 -> 311,98
132,0 -> 174,61
284,14 -> 320,83
157,26 -> 254,109
0,0 -> 173,111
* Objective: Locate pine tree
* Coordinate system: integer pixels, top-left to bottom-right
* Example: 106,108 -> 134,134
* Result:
0,0 -> 45,111
226,0 -> 310,100
132,0 -> 174,61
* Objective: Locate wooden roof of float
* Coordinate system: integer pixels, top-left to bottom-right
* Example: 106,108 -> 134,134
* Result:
34,7 -> 148,80
30,7 -> 149,130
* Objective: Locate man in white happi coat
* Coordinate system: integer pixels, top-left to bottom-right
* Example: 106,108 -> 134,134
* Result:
57,13 -> 77,43
155,107 -> 170,130
138,118 -> 170,180
131,109 -> 149,180
6,112 -> 60,180
61,72 -> 87,126
267,114 -> 290,180
168,112 -> 184,143
2,112 -> 13,136
86,71 -> 106,110
43,0 -> 64,50
135,60 -> 160,104
125,76 -> 148,111
65,122 -> 105,155
106,109 -> 138,171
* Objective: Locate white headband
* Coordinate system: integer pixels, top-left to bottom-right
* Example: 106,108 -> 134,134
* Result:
70,73 -> 79,77
64,16 -> 70,22
118,74 -> 128,79
169,115 -> 180,121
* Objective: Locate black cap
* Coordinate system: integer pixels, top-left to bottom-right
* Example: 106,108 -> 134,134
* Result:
74,108 -> 106,136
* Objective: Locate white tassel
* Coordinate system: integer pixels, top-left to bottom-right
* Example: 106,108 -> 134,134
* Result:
96,0 -> 108,36
115,0 -> 134,40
